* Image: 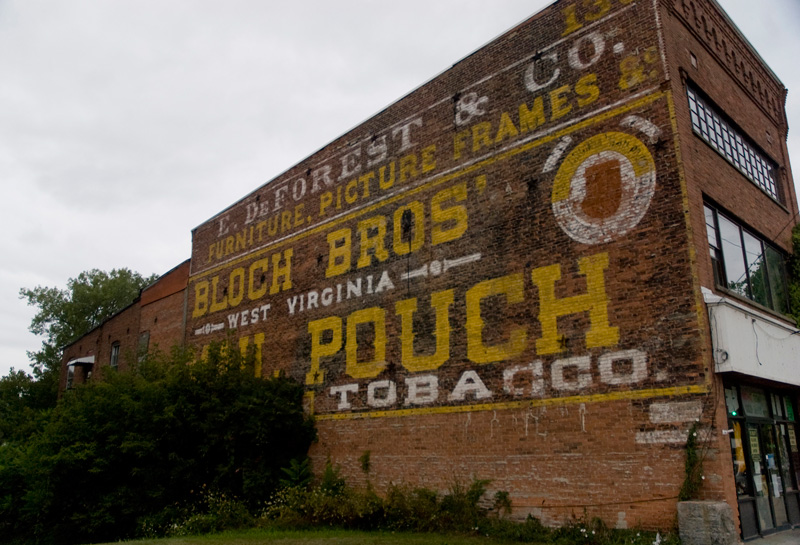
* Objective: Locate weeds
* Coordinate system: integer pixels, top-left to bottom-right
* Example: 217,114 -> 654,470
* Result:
148,462 -> 679,545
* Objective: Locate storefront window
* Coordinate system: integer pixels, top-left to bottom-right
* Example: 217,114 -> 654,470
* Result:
742,386 -> 769,418
785,397 -> 796,422
725,383 -> 800,536
731,421 -> 751,495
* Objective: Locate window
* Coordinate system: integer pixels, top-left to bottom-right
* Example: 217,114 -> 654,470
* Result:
705,204 -> 789,314
687,87 -> 780,202
724,382 -> 800,535
138,332 -> 150,362
110,342 -> 120,369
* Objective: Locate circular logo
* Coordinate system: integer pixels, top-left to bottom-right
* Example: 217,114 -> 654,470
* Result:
551,132 -> 656,245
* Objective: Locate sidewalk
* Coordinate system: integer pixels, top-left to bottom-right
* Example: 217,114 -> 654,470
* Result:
751,528 -> 800,544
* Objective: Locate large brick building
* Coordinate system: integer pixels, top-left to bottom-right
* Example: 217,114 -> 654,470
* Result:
61,260 -> 190,388
61,0 -> 800,538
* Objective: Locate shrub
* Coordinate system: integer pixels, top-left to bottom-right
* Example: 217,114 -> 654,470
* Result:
168,491 -> 254,536
262,468 -> 681,545
0,345 -> 315,545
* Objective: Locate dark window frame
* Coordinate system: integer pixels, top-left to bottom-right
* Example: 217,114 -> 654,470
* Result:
704,203 -> 790,315
110,342 -> 121,370
687,86 -> 781,203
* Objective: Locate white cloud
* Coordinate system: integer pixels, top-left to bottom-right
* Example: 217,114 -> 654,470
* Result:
1,0 -> 798,376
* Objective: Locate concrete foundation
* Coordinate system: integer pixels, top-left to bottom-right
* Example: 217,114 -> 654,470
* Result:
677,501 -> 738,545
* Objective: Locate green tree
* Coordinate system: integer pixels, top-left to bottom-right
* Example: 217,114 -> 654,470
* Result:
0,346 -> 315,545
786,224 -> 800,325
788,224 -> 800,324
0,369 -> 55,444
19,268 -> 158,380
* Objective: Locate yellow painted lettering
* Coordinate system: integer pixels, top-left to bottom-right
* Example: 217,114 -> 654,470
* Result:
532,252 -> 619,355
584,0 -> 611,21
228,267 -> 245,307
270,249 -> 293,294
472,122 -> 492,152
431,183 -> 468,245
395,289 -> 454,372
306,316 -> 342,384
494,111 -> 519,143
519,97 -> 546,132
239,334 -> 265,377
549,84 -> 573,121
393,201 -> 425,256
561,4 -> 583,36
356,216 -> 389,268
326,228 -> 352,278
421,145 -> 436,173
359,171 -> 374,198
345,179 -> 359,204
575,73 -> 600,107
399,154 -> 418,183
319,191 -> 333,216
454,129 -> 470,159
248,258 -> 269,300
193,280 -> 209,318
281,210 -> 292,232
378,163 -> 395,189
466,273 -> 527,363
209,276 -> 228,313
345,307 -> 386,379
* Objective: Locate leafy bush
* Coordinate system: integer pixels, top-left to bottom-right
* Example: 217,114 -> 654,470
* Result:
0,345 -> 315,545
788,223 -> 800,325
264,470 -> 496,535
168,491 -> 254,536
262,467 -> 679,545
279,458 -> 313,490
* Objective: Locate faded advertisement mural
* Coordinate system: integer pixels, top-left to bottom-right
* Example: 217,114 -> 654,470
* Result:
188,0 -> 705,419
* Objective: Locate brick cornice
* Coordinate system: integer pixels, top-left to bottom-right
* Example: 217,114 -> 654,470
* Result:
667,0 -> 788,133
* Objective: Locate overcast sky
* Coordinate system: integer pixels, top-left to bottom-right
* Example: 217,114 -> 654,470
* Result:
1,0 -> 798,378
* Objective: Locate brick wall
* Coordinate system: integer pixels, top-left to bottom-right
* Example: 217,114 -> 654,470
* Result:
140,260 -> 190,353
181,0 -> 734,529
659,0 -> 799,533
60,261 -> 189,389
51,0 -> 799,532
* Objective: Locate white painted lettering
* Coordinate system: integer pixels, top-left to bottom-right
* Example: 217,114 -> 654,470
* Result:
405,375 -> 439,405
392,117 -> 423,152
330,384 -> 359,410
367,380 -> 397,408
503,361 -> 544,397
448,370 -> 492,401
598,349 -> 647,385
551,355 -> 592,391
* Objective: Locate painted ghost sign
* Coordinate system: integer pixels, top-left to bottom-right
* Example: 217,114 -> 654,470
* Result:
187,0 -> 706,419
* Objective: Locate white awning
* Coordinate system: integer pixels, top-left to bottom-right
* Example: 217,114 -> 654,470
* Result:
703,287 -> 800,387
67,356 -> 95,367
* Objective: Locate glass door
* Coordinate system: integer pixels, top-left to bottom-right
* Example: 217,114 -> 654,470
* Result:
727,384 -> 799,536
748,423 -> 775,532
759,424 -> 789,528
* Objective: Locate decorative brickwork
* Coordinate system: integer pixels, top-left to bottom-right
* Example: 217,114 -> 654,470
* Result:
671,0 -> 786,130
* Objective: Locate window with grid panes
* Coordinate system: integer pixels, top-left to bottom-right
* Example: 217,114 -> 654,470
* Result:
687,87 -> 780,202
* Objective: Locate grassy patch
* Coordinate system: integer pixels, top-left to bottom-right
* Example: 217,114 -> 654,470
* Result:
105,527 -> 530,545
